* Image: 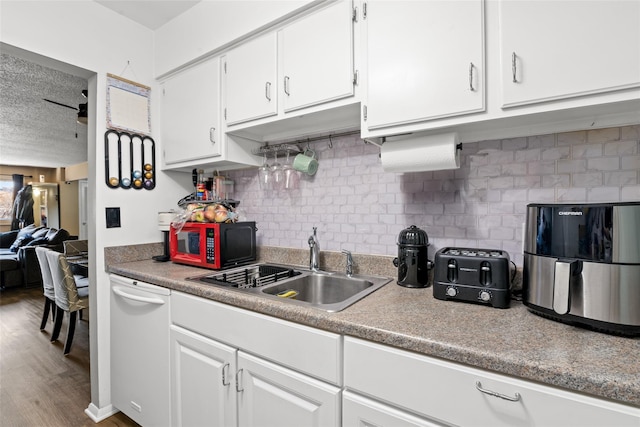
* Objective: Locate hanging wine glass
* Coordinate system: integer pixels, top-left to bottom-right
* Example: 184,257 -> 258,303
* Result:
258,153 -> 271,190
271,150 -> 285,191
282,150 -> 298,190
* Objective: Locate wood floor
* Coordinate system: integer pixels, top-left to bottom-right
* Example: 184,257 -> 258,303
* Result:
0,286 -> 139,426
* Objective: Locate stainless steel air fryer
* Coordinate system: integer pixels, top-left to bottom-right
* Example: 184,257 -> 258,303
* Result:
523,202 -> 640,336
393,225 -> 433,288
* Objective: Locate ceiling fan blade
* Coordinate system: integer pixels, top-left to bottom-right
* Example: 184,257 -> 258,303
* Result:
43,98 -> 78,111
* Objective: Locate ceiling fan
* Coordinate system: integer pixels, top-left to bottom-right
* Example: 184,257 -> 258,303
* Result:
43,89 -> 88,125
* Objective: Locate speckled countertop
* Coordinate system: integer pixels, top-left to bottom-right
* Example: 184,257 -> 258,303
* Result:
106,246 -> 640,408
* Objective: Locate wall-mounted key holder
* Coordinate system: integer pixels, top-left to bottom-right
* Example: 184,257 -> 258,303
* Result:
105,129 -> 156,190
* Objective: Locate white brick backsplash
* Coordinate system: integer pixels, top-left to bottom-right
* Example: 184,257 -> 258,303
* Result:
572,172 -> 603,187
501,137 -> 527,150
527,134 -> 555,148
621,185 -> 640,201
527,188 -> 556,202
226,126 -> 639,266
604,171 -> 637,186
587,157 -> 620,171
514,176 -> 541,188
588,127 -> 620,143
489,176 -> 514,189
556,187 -> 587,201
528,160 -> 556,175
587,187 -> 621,202
542,174 -> 570,187
622,155 -> 640,170
621,125 -> 640,140
542,146 -> 571,161
489,227 -> 514,240
572,143 -> 603,158
515,148 -> 541,162
557,130 -> 586,146
557,159 -> 587,173
604,140 -> 638,156
501,162 -> 528,176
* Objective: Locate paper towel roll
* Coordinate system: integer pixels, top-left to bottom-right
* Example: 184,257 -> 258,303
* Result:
381,132 -> 460,173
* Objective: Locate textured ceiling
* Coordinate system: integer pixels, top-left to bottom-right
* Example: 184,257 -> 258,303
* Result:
0,52 -> 88,168
0,1 -> 200,168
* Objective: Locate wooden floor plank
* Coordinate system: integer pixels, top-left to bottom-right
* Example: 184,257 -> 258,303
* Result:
0,287 -> 139,426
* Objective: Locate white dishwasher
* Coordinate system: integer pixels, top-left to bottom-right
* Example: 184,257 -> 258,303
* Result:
110,274 -> 171,426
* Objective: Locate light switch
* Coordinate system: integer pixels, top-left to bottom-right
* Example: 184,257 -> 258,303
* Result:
106,207 -> 121,228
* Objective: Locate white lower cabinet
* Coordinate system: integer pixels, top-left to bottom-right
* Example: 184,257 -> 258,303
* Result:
343,391 -> 443,427
170,291 -> 342,427
170,325 -> 237,427
344,337 -> 640,427
237,351 -> 341,427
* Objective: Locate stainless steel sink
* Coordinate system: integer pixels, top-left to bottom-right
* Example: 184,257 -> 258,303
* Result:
188,264 -> 392,312
260,271 -> 391,312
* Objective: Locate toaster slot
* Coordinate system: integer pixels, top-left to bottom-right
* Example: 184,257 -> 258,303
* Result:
447,259 -> 458,282
480,261 -> 492,286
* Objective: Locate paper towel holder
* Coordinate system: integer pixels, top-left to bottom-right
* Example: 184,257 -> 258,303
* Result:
365,132 -> 463,153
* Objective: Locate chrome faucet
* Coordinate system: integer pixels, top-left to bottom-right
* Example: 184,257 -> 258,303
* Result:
308,227 -> 320,272
342,250 -> 353,277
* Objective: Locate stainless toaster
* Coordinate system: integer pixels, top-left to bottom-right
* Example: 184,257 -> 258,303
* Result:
523,202 -> 640,336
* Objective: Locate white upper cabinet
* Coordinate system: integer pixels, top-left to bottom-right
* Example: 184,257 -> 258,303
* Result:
499,0 -> 640,108
162,57 -> 221,165
281,0 -> 354,112
223,32 -> 278,126
223,0 -> 358,142
363,0 -> 485,133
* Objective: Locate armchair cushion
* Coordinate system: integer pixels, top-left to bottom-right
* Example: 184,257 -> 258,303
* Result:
44,228 -> 70,245
0,230 -> 18,248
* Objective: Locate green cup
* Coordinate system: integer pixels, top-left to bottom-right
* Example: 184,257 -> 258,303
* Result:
293,149 -> 318,175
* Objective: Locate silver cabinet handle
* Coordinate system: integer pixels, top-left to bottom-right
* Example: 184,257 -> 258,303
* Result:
222,363 -> 230,386
235,368 -> 244,392
476,381 -> 521,402
284,76 -> 290,96
469,62 -> 475,91
265,82 -> 271,101
511,52 -> 518,83
209,127 -> 215,144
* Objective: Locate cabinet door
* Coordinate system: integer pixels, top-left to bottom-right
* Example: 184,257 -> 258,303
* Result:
162,57 -> 221,164
281,0 -> 354,112
344,391 -> 444,427
499,1 -> 640,108
170,325 -> 237,427
365,0 -> 484,130
224,32 -> 278,125
237,351 -> 341,427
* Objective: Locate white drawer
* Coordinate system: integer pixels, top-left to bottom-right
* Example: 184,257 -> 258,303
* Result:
344,337 -> 640,427
171,291 -> 342,385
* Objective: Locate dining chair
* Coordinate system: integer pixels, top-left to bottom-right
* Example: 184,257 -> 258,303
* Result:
63,239 -> 89,287
34,247 -> 56,331
45,250 -> 89,355
63,239 -> 88,256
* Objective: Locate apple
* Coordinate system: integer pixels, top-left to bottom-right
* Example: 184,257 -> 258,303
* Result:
192,210 -> 205,222
203,204 -> 217,222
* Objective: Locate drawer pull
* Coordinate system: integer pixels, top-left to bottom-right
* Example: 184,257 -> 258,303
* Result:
475,381 -> 521,402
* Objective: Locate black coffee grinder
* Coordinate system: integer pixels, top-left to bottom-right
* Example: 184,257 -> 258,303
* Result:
393,225 -> 433,288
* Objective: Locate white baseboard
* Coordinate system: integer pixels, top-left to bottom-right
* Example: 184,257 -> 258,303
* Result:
84,403 -> 119,423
